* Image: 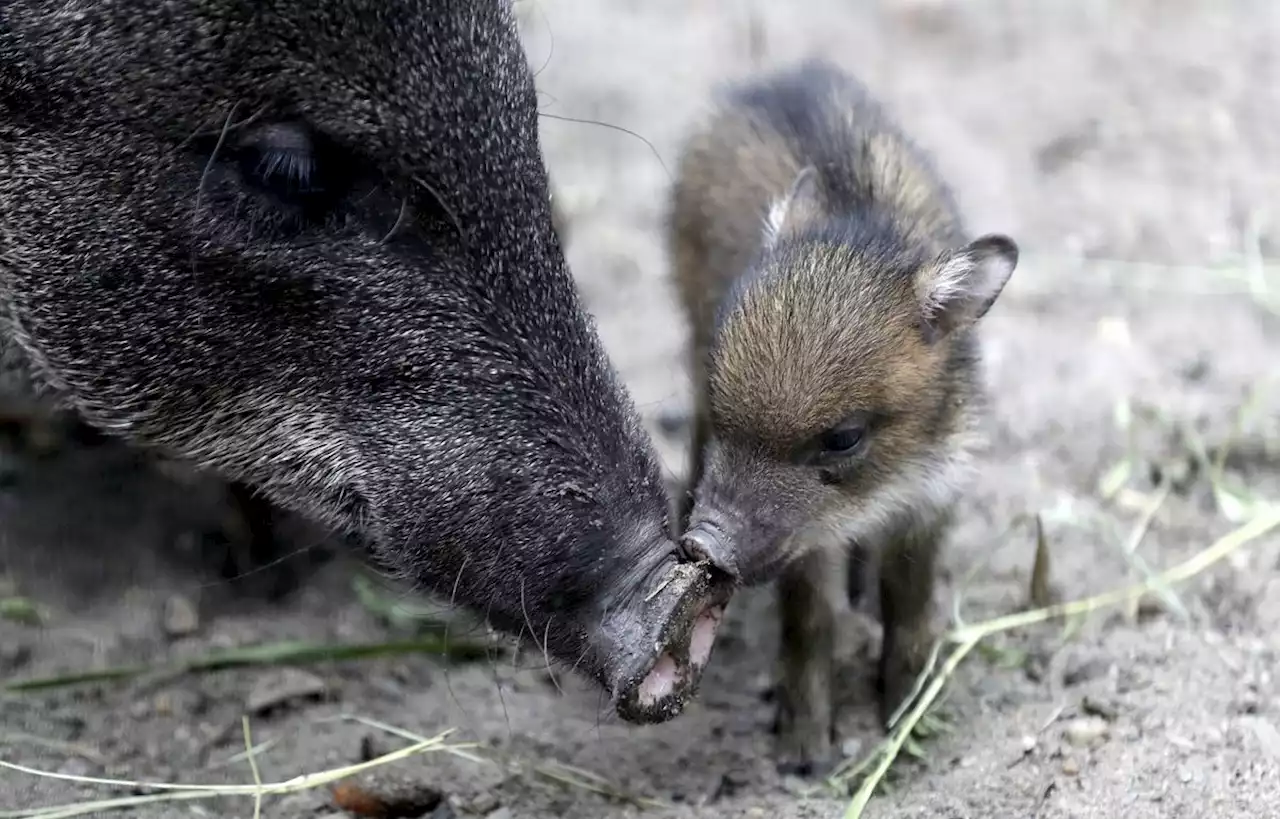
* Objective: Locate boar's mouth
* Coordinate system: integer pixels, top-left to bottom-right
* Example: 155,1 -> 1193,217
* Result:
603,560 -> 735,725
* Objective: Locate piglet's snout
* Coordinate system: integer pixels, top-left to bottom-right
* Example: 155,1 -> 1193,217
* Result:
680,519 -> 740,580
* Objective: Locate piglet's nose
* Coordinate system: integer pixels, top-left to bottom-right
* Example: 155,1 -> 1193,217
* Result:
680,523 -> 740,580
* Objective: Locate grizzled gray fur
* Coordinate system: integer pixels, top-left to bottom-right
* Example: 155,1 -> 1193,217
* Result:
0,0 -> 728,722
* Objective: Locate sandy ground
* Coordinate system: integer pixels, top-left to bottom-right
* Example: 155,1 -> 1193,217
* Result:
4,1 -> 1280,817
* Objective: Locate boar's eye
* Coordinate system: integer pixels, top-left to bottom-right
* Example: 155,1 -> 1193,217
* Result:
816,420 -> 867,458
233,123 -> 353,213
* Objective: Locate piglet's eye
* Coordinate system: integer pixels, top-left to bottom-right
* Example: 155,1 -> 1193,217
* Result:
817,423 -> 866,457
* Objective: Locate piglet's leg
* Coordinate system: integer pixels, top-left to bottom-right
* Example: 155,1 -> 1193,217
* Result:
774,545 -> 849,776
875,513 -> 947,728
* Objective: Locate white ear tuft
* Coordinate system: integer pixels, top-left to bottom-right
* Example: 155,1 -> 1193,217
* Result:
762,197 -> 790,249
761,165 -> 821,250
917,234 -> 1018,339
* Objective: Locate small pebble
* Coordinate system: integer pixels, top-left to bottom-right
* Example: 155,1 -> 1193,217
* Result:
1062,657 -> 1109,687
485,810 -> 513,819
1081,696 -> 1119,721
711,770 -> 748,801
1095,315 -> 1132,348
429,804 -> 458,819
246,668 -> 327,715
153,689 -> 205,719
1023,653 -> 1049,683
0,638 -> 32,672
1020,735 -> 1037,754
1115,667 -> 1151,694
465,792 -> 499,815
360,734 -> 386,763
1063,716 -> 1110,748
56,758 -> 93,777
1135,596 -> 1166,623
1241,716 -> 1280,761
1061,758 -> 1080,776
1178,355 -> 1211,382
161,594 -> 200,638
371,677 -> 407,702
841,737 -> 864,758
780,775 -> 809,796
153,693 -> 174,717
278,794 -> 321,815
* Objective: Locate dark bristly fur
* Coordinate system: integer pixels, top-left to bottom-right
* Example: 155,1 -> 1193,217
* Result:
668,58 -> 1018,772
0,0 -> 725,722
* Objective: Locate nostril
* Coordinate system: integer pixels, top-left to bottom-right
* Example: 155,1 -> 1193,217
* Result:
678,528 -> 705,560
680,524 -> 739,579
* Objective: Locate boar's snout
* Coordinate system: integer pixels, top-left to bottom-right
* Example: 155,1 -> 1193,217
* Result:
604,554 -> 735,725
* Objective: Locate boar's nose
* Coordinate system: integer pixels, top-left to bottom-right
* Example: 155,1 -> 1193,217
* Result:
680,521 -> 740,580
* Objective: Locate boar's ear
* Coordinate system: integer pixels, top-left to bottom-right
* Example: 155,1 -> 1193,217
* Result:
914,233 -> 1018,341
762,165 -> 822,250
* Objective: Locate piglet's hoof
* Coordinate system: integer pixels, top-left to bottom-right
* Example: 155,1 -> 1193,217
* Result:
609,561 -> 734,725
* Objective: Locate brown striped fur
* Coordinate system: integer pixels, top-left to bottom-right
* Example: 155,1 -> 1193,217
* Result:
667,58 -> 1017,773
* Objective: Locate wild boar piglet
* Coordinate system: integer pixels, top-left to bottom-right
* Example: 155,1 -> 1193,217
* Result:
667,57 -> 1018,772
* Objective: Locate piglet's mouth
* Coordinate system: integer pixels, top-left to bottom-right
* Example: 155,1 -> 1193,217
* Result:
609,561 -> 734,725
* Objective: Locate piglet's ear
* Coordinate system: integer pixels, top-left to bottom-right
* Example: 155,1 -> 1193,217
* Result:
914,233 -> 1018,340
761,165 -> 822,250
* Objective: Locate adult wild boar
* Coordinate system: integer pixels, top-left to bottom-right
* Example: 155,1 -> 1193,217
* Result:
0,0 -> 728,723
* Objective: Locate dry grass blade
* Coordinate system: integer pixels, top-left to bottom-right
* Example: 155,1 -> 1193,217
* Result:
0,597 -> 45,626
4,636 -> 494,694
531,760 -> 672,810
0,734 -> 104,765
882,638 -> 945,734
351,573 -> 456,633
842,634 -> 982,819
1028,514 -> 1054,608
843,505 -> 1280,819
314,713 -> 488,766
1204,382 -> 1272,523
1097,458 -> 1133,501
1115,481 -> 1187,622
953,503 -> 1280,650
314,713 -> 663,808
209,737 -> 281,772
241,717 -> 264,819
0,722 -> 475,819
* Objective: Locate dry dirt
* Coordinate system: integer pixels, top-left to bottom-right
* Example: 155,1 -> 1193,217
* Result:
4,1 -> 1280,817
